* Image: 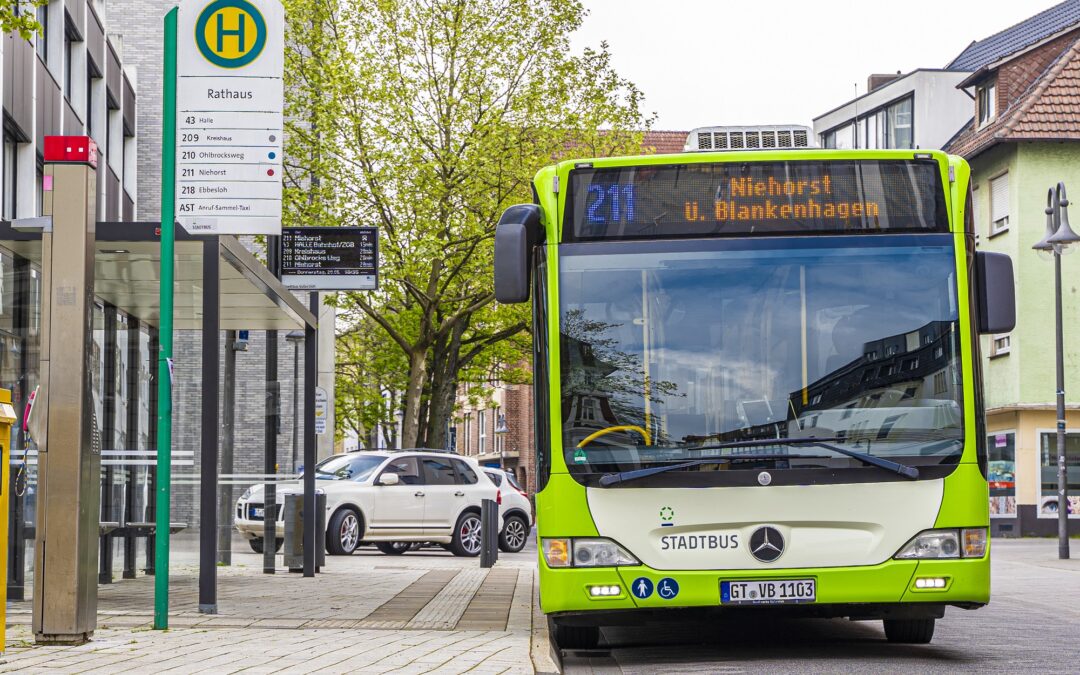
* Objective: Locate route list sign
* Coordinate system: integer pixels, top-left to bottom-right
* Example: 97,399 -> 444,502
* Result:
175,0 -> 285,235
281,227 -> 378,290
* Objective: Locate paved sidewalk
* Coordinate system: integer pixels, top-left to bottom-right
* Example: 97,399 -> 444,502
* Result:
2,536 -> 543,674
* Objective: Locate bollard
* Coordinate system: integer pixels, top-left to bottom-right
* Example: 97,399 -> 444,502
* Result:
480,498 -> 499,568
282,494 -> 303,572
315,493 -> 326,571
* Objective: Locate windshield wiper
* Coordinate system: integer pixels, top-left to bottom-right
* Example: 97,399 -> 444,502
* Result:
810,441 -> 920,479
598,451 -> 833,487
596,436 -> 919,486
690,436 -> 919,480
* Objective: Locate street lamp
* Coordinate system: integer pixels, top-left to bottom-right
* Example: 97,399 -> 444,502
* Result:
1032,182 -> 1079,560
494,414 -> 510,471
285,330 -> 305,475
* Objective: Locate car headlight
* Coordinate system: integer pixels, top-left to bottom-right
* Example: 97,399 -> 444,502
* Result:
240,487 -> 252,501
541,537 -> 639,568
894,528 -> 987,559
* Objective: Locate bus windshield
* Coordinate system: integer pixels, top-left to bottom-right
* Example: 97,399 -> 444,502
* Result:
558,234 -> 964,480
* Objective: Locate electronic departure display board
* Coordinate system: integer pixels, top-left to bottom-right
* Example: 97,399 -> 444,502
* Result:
281,227 -> 378,290
566,160 -> 948,241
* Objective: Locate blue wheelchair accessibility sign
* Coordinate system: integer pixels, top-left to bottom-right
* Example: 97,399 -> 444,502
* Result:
631,577 -> 653,599
657,577 -> 679,600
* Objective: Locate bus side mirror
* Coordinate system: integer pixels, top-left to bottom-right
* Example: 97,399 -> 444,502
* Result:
494,204 -> 541,304
975,251 -> 1015,334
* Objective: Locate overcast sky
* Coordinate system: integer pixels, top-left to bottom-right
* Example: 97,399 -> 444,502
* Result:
571,0 -> 1059,130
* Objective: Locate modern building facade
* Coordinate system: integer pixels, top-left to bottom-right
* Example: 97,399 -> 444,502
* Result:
1,0 -> 144,598
945,0 -> 1080,536
812,70 -> 973,151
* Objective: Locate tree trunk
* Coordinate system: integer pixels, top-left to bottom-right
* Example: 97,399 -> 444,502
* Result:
424,321 -> 466,449
400,349 -> 428,449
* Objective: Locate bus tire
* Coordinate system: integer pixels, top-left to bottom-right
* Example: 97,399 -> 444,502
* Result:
550,617 -> 600,650
884,618 -> 935,644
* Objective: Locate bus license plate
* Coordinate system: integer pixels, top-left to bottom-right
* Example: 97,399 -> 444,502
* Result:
721,579 -> 815,604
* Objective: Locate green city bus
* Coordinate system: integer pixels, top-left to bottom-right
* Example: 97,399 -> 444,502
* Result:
494,140 -> 1015,649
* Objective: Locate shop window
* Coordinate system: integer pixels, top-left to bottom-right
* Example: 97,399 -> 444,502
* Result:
988,432 -> 1016,517
1039,432 -> 1080,518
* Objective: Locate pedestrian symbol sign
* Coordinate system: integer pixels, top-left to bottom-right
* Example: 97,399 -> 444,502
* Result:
631,577 -> 653,599
195,0 -> 267,68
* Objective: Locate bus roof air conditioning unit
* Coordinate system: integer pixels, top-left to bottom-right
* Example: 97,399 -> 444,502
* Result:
683,125 -> 818,152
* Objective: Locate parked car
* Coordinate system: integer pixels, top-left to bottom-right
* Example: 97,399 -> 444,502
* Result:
235,450 -> 500,557
482,468 -> 533,553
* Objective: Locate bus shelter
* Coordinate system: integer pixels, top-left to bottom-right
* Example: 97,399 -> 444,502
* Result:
0,220 -> 315,606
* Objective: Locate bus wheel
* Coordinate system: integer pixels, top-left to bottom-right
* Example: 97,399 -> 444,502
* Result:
550,618 -> 599,650
884,618 -> 935,644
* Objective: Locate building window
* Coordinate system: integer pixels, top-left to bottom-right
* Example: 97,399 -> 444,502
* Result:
886,97 -> 913,149
991,333 -> 1011,357
462,414 -> 471,454
2,132 -> 16,220
36,3 -> 48,62
933,371 -> 947,394
988,432 -> 1016,517
990,173 -> 1009,234
64,23 -> 73,99
581,396 -> 597,421
977,82 -> 996,127
477,410 -> 487,454
1039,432 -> 1080,518
822,122 -> 854,149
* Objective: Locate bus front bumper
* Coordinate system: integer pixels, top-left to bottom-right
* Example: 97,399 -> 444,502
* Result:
539,556 -> 989,618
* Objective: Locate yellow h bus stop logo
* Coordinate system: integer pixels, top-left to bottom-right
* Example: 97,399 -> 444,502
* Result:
194,0 -> 267,68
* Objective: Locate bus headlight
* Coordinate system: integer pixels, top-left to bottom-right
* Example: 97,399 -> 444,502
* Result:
542,537 -> 639,568
894,528 -> 987,559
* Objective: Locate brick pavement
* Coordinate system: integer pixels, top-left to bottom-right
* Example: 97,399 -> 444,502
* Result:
1,538 -> 545,674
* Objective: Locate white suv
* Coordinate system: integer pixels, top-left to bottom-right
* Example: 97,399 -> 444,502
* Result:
235,450 -> 500,557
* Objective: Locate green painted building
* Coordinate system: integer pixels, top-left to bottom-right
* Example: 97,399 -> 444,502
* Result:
946,7 -> 1080,535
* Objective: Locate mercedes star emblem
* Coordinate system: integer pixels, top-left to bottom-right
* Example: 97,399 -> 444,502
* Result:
749,526 -> 785,563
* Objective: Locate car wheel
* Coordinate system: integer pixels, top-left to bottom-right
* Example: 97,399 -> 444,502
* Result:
248,538 -> 283,554
883,618 -> 935,644
326,509 -> 361,555
450,511 -> 483,557
375,541 -> 411,555
499,515 -> 529,553
550,618 -> 600,650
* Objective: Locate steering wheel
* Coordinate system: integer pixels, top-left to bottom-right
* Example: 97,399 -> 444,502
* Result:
577,425 -> 652,448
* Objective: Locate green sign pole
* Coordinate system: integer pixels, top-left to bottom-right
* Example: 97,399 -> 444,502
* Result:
155,6 -> 178,631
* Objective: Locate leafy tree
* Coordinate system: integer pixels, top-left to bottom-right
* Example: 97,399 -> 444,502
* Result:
1,0 -> 43,39
284,0 -> 650,448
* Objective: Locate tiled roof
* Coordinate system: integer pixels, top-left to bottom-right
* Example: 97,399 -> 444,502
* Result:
947,0 -> 1080,71
641,130 -> 689,154
946,36 -> 1080,157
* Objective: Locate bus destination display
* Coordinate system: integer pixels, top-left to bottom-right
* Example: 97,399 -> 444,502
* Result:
281,227 -> 378,291
568,160 -> 947,241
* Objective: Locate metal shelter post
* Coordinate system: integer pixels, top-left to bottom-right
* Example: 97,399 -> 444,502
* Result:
218,330 -> 236,566
303,293 -> 317,577
199,238 -> 220,613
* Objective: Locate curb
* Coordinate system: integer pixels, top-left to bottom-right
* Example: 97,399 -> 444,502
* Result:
529,569 -> 561,674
